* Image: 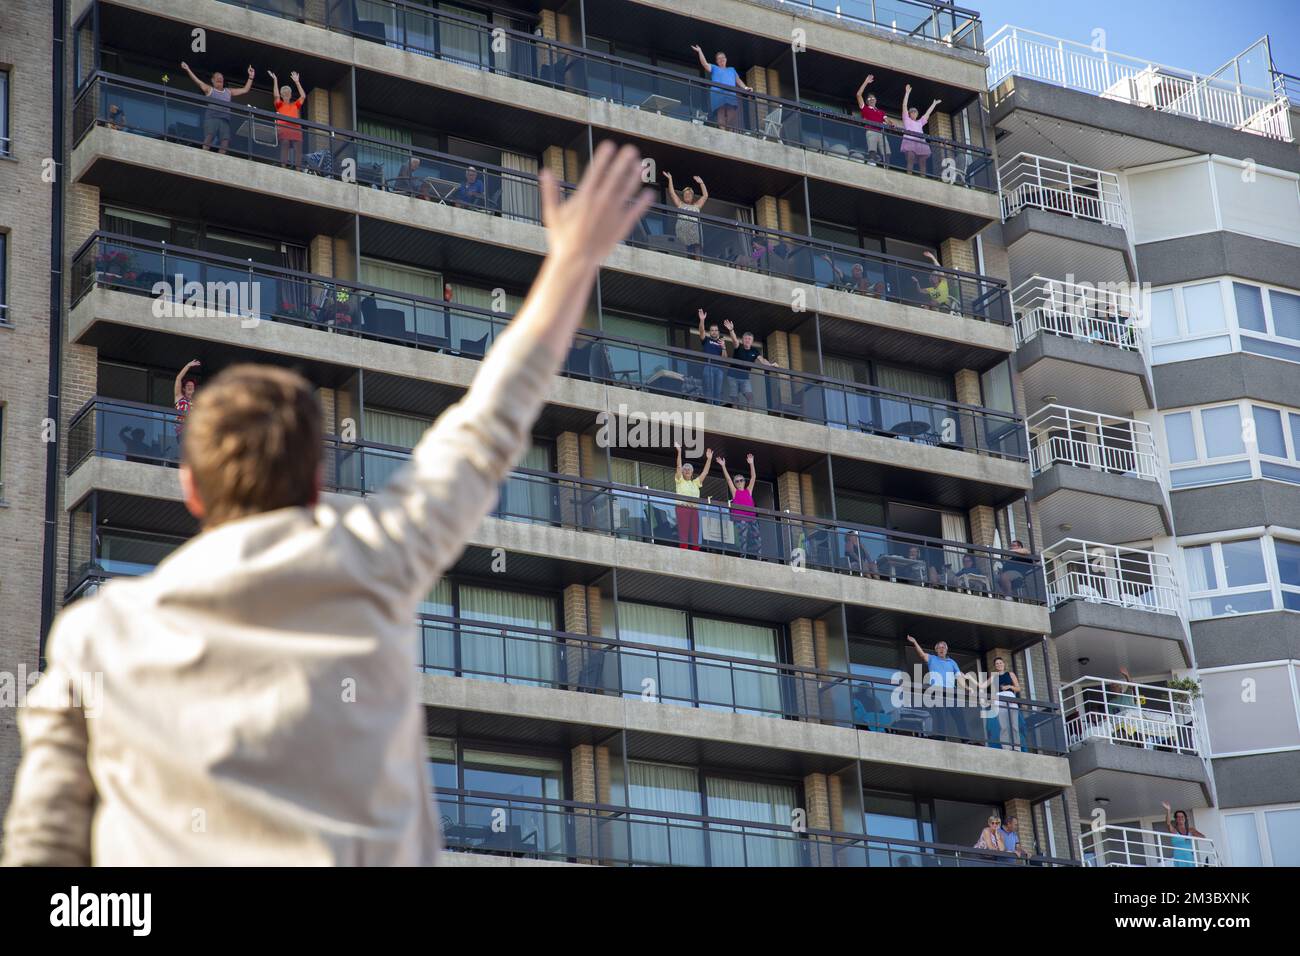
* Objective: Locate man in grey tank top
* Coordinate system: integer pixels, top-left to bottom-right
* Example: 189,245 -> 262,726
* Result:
181,62 -> 255,154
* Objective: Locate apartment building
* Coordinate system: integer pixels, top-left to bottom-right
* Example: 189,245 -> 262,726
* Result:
987,27 -> 1300,867
5,0 -> 1292,869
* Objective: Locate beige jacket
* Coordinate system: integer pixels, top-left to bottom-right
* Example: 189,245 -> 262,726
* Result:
3,330 -> 554,866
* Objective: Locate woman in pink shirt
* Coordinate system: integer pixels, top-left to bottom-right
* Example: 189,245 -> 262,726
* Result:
719,453 -> 760,557
899,83 -> 942,176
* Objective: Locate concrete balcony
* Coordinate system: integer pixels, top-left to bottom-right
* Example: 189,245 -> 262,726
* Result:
999,154 -> 1134,286
1027,405 -> 1171,543
1081,824 -> 1219,867
1043,540 -> 1190,682
1060,677 -> 1211,822
1011,277 -> 1153,416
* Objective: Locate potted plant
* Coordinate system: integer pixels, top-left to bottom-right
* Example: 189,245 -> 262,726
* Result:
1167,677 -> 1201,725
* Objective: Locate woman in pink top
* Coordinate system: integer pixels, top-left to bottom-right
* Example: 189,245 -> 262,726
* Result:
719,453 -> 760,557
899,83 -> 942,176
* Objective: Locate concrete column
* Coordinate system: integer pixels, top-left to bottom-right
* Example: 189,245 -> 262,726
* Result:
790,618 -> 815,668
309,235 -> 334,277
332,235 -> 355,281
776,471 -> 802,513
799,472 -> 817,516
1003,796 -> 1034,854
803,772 -> 833,866
813,618 -> 830,669
940,237 -> 976,274
562,582 -> 590,689
968,505 -> 998,548
787,332 -> 803,372
754,195 -> 780,231
827,772 -> 845,831
954,369 -> 980,405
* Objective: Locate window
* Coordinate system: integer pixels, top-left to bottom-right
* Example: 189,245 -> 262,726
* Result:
1225,806 -> 1300,866
1200,664 -> 1300,754
1150,278 -> 1300,365
0,231 -> 7,324
1182,281 -> 1226,335
0,70 -> 9,157
1163,401 -> 1300,488
1233,283 -> 1266,332
1182,534 -> 1300,619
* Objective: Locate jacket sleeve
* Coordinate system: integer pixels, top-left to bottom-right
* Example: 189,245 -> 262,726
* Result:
337,325 -> 558,608
1,611 -> 96,867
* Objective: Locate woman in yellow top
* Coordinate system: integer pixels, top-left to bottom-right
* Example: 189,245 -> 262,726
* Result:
912,250 -> 953,311
673,442 -> 713,550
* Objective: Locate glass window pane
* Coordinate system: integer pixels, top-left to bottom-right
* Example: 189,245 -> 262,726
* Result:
1202,666 -> 1300,752
1275,539 -> 1300,587
1221,539 -> 1267,587
1264,809 -> 1300,866
1253,406 -> 1287,458
1149,289 -> 1178,340
1183,282 -> 1226,335
1232,283 -> 1267,332
1224,813 -> 1263,866
1164,412 -> 1197,463
1184,544 -> 1216,591
1201,405 -> 1245,458
1270,290 -> 1300,341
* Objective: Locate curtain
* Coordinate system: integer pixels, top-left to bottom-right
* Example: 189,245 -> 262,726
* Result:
705,777 -> 799,866
1183,545 -> 1213,617
876,363 -> 955,437
940,512 -> 968,575
615,602 -> 690,704
360,257 -> 443,336
449,282 -> 523,350
419,579 -> 454,673
627,761 -> 704,866
437,3 -> 489,67
459,584 -> 556,685
691,618 -> 781,717
361,408 -> 431,492
497,444 -> 553,525
357,118 -> 412,182
500,150 -> 540,223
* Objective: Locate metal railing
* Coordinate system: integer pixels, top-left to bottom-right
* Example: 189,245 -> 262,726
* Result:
437,788 -> 1074,866
416,614 -> 1064,752
65,398 -> 1049,606
999,153 -> 1127,229
986,26 -> 1292,142
200,2 -> 995,186
71,233 -> 1027,461
73,72 -> 1010,323
1010,276 -> 1143,352
1027,405 -> 1160,482
1081,823 -> 1219,867
1060,676 -> 1200,755
1042,539 -> 1180,615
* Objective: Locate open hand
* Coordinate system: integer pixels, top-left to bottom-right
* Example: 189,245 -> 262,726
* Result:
540,141 -> 652,270
247,66 -> 256,78
745,453 -> 754,464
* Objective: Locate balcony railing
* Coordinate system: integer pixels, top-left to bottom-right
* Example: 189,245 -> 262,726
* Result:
66,398 -> 1049,606
998,153 -> 1127,229
417,614 -> 1064,752
70,233 -> 1027,462
218,0 -> 982,104
74,73 -> 1010,324
1060,676 -> 1201,755
1010,276 -> 1143,352
1027,405 -> 1160,482
1042,539 -> 1180,615
987,26 -> 1292,142
1081,824 -> 1219,867
438,789 -> 1073,866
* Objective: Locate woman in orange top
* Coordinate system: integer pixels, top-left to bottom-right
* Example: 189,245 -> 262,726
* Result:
268,69 -> 307,169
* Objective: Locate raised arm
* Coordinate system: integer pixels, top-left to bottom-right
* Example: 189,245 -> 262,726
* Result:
348,142 -> 651,602
718,456 -> 735,496
922,97 -> 941,122
902,83 -> 912,115
855,73 -> 874,109
723,319 -> 739,349
180,61 -> 211,95
746,453 -> 756,489
675,441 -> 685,480
692,308 -> 707,339
233,65 -> 256,96
663,172 -> 681,207
697,447 -> 714,482
268,70 -> 280,103
1161,801 -> 1174,830
174,358 -> 200,402
693,176 -> 708,204
691,44 -> 710,73
906,634 -> 929,664
291,70 -> 306,103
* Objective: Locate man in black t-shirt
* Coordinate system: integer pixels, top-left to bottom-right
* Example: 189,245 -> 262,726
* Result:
727,330 -> 780,409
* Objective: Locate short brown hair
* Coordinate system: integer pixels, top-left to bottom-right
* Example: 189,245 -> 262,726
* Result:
183,364 -> 322,527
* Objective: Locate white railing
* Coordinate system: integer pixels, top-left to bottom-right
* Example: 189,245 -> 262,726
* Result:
1010,276 -> 1143,352
1042,539 -> 1180,614
1081,824 -> 1219,867
999,153 -> 1128,229
1060,676 -> 1200,754
987,27 -> 1293,142
1027,406 -> 1160,482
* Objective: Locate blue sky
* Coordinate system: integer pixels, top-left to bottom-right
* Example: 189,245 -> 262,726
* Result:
976,0 -> 1298,80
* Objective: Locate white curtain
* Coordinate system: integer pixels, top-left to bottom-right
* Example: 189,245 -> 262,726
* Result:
691,618 -> 780,717
420,579 -> 455,672
360,257 -> 443,336
362,408 -> 431,492
449,281 -> 523,350
1183,545 -> 1213,617
357,118 -> 411,181
705,777 -> 799,866
500,150 -> 540,222
614,602 -> 690,704
497,444 -> 552,525
437,3 -> 489,67
941,512 -> 968,574
627,761 -> 704,866
459,584 -> 556,685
